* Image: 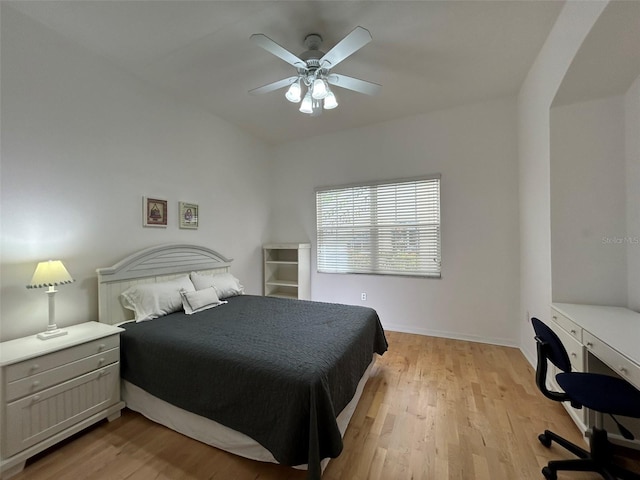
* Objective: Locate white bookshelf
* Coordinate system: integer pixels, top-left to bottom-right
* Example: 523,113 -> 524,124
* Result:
263,243 -> 311,300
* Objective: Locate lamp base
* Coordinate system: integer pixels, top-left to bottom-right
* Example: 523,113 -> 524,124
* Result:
37,329 -> 68,340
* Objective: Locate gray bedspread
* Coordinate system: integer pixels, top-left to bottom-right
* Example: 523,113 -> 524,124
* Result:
120,295 -> 387,479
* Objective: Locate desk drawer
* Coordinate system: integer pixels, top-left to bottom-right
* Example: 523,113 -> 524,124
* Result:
584,331 -> 640,388
5,348 -> 119,402
5,335 -> 119,382
546,322 -> 586,427
548,317 -> 584,372
550,308 -> 583,343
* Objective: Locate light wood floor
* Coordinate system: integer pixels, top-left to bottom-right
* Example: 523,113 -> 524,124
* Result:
11,331 -> 640,480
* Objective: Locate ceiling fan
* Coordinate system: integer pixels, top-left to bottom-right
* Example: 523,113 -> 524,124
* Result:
249,26 -> 381,116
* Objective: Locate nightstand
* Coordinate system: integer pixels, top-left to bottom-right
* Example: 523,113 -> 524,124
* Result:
0,322 -> 125,478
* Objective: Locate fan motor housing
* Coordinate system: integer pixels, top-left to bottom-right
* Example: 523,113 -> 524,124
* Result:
300,33 -> 325,63
304,33 -> 322,50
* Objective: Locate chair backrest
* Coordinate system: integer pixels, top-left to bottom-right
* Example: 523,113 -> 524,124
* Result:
532,317 -> 572,373
531,317 -> 573,404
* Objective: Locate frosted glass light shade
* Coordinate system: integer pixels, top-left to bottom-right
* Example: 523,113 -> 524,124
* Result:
285,81 -> 302,103
323,91 -> 338,109
299,91 -> 313,114
311,78 -> 328,99
27,260 -> 74,289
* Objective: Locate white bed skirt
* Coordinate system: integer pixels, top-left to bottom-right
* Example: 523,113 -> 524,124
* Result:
122,356 -> 375,471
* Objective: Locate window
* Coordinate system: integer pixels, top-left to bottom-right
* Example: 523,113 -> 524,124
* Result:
316,175 -> 441,277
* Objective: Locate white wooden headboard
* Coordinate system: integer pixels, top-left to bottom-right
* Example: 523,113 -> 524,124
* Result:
96,244 -> 233,325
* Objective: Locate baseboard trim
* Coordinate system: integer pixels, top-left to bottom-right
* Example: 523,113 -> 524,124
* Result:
382,323 -> 518,348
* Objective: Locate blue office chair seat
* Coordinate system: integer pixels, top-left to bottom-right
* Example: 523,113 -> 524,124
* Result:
532,317 -> 640,480
557,372 -> 640,418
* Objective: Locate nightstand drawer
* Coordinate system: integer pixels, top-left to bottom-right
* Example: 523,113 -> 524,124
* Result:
5,348 -> 119,402
4,362 -> 120,458
550,308 -> 583,343
5,334 -> 119,382
584,331 -> 640,388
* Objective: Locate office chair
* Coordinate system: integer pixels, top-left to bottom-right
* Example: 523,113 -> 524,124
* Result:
532,317 -> 640,480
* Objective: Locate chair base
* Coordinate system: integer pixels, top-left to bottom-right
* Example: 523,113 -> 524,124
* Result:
539,428 -> 640,480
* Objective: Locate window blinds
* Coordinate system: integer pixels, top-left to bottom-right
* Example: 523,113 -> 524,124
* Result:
316,176 -> 441,277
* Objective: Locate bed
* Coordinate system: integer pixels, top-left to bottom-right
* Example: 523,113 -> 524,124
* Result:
96,244 -> 387,479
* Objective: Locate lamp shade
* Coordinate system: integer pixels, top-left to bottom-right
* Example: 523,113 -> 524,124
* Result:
299,91 -> 313,114
311,78 -> 328,100
323,91 -> 339,109
27,260 -> 74,289
285,80 -> 302,103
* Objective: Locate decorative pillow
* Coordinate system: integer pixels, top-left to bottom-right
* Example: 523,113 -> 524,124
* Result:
190,271 -> 245,299
121,275 -> 195,322
180,287 -> 226,315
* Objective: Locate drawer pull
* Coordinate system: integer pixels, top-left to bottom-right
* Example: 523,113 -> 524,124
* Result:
619,366 -> 628,374
98,343 -> 106,351
33,395 -> 40,402
586,342 -> 594,348
552,315 -> 558,320
570,329 -> 577,334
31,364 -> 40,371
32,380 -> 40,388
570,352 -> 577,357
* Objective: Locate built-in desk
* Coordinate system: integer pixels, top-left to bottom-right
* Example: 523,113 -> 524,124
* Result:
550,303 -> 640,448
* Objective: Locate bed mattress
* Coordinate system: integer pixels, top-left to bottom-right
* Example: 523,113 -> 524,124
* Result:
119,295 -> 388,479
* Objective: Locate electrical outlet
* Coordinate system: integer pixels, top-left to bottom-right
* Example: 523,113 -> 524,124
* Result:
361,292 -> 367,301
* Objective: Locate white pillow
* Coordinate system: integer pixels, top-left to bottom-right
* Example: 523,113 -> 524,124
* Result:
190,272 -> 245,299
180,287 -> 226,315
121,275 -> 195,322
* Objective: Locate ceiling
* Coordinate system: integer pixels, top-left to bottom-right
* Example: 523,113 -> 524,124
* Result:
553,0 -> 640,107
7,0 -> 566,145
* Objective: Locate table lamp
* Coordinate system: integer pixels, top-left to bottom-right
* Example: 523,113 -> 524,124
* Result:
26,260 -> 75,340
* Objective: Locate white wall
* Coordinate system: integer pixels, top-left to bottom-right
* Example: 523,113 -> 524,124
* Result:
3,0 -> 628,355
626,74 -> 640,311
551,96 -> 627,306
270,98 -> 520,346
517,1 -> 607,364
0,6 -> 272,341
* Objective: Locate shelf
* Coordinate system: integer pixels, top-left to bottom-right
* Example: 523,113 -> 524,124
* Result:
263,243 -> 311,250
266,280 -> 298,287
266,292 -> 298,300
263,243 -> 310,300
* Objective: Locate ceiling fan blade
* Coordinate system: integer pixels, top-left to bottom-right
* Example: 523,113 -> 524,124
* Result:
319,26 -> 372,69
251,34 -> 306,69
327,74 -> 381,96
249,76 -> 299,95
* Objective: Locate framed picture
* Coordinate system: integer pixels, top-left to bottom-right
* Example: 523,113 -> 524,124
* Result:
143,197 -> 168,227
179,202 -> 199,229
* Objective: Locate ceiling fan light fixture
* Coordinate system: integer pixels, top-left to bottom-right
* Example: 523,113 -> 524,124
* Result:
311,99 -> 323,117
299,91 -> 313,114
285,79 -> 302,103
323,90 -> 338,110
311,78 -> 328,99
250,26 -> 380,116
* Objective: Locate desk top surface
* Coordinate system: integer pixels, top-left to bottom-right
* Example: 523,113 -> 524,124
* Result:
552,303 -> 640,366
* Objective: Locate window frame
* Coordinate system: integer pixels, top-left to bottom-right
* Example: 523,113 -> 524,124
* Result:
315,174 -> 442,279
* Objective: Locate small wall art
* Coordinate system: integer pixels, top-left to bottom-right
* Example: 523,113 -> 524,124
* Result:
143,197 -> 168,227
179,202 -> 199,229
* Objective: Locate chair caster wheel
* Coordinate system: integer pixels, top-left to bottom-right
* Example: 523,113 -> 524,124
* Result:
538,433 -> 552,448
541,466 -> 557,480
